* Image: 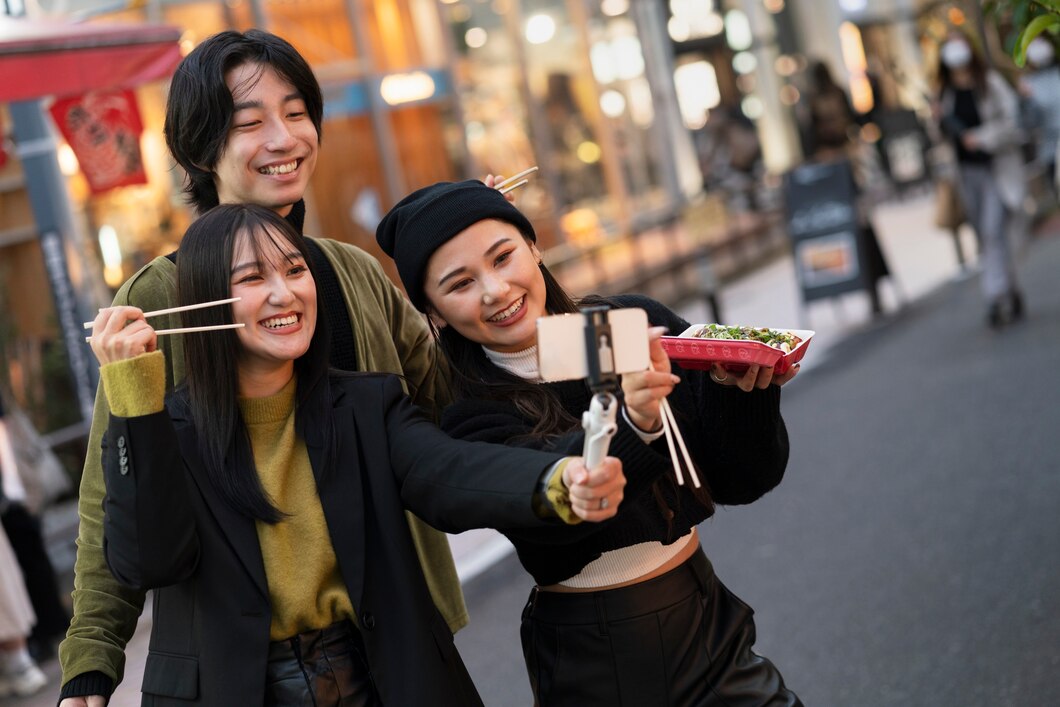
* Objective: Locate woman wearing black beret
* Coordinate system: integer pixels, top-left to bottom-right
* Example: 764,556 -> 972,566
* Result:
377,179 -> 803,706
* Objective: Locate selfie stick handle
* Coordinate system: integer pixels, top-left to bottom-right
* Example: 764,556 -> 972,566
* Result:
582,392 -> 618,470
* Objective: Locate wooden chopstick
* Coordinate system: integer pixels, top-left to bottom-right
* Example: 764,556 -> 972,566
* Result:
83,297 -> 241,329
85,323 -> 245,343
154,323 -> 245,336
659,404 -> 686,487
659,398 -> 701,488
498,179 -> 529,195
494,166 -> 538,191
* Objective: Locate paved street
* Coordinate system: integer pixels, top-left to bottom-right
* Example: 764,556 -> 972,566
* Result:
13,196 -> 1059,705
454,223 -> 1060,705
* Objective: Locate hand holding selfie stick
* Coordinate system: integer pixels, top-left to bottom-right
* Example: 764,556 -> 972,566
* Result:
580,307 -> 620,469
538,306 -> 653,470
575,310 -> 698,486
538,306 -> 699,487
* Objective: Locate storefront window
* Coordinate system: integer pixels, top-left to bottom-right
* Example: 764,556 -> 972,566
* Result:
444,0 -> 682,246
444,0 -> 613,244
523,0 -> 609,224
300,0 -> 464,270
444,0 -> 541,205
584,7 -> 669,221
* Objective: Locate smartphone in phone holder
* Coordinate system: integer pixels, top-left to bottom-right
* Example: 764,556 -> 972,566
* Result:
537,307 -> 649,469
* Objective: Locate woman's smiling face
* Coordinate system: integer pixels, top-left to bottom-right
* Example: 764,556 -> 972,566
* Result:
230,226 -> 317,378
424,219 -> 546,353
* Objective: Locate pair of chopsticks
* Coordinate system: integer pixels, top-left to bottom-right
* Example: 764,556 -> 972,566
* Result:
83,297 -> 244,342
658,398 -> 701,488
495,166 -> 538,195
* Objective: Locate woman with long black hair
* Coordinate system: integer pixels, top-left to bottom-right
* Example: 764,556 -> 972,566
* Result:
87,203 -> 624,706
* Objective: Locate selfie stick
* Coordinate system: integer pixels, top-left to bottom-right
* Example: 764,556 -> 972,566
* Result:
580,307 -> 619,469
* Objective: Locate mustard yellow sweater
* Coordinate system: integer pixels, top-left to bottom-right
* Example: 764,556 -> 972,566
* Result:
101,353 -> 353,638
239,376 -> 354,640
100,352 -> 577,642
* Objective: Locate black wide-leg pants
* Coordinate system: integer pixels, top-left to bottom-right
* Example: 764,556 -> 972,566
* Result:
520,546 -> 802,707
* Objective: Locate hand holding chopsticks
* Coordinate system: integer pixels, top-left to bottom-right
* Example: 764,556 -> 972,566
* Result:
83,297 -> 241,329
623,326 -> 701,488
84,297 -> 244,343
493,166 -> 538,195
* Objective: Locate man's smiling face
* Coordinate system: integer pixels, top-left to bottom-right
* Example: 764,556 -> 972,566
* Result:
213,61 -> 318,216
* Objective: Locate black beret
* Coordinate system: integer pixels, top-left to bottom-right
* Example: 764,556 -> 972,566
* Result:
375,180 -> 536,311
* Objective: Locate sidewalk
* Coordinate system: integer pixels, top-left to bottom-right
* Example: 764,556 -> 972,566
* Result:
13,191 -> 1033,706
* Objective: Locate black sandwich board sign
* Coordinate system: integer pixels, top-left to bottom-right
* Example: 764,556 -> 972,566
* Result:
783,158 -> 872,303
876,109 -> 930,192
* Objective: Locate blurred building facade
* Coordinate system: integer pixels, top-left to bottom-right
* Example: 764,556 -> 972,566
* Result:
0,0 -> 989,453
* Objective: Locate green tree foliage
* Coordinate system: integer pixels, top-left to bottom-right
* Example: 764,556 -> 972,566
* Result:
986,0 -> 1060,65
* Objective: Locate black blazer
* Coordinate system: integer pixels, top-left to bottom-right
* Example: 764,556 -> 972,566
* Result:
101,372 -> 564,706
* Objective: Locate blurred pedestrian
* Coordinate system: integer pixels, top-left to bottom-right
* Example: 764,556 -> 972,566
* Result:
85,203 -> 622,705
0,523 -> 48,698
376,179 -> 803,707
1019,36 -> 1060,194
935,33 -> 1027,327
0,396 -> 70,662
800,59 -> 891,315
802,59 -> 860,156
692,106 -> 763,210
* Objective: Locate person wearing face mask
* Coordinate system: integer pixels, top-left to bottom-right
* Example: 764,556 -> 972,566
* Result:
935,34 -> 1027,328
1019,37 -> 1060,194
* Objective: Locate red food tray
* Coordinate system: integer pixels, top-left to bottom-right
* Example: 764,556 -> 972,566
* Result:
661,325 -> 815,375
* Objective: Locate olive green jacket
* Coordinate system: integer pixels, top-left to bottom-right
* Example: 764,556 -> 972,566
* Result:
58,237 -> 463,691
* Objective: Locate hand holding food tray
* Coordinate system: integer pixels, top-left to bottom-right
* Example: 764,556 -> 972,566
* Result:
661,324 -> 815,375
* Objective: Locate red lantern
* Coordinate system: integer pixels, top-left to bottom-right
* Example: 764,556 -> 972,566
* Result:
49,88 -> 148,194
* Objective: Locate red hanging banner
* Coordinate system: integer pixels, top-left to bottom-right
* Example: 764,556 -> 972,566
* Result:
49,89 -> 148,195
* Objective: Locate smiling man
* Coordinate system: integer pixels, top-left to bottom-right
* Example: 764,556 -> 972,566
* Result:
57,30 -> 460,706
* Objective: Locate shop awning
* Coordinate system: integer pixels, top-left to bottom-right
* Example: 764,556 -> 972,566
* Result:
0,15 -> 183,103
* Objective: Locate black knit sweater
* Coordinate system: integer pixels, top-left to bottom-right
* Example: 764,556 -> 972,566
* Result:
440,294 -> 789,585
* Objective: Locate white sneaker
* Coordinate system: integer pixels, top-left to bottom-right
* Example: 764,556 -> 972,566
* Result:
0,661 -> 48,697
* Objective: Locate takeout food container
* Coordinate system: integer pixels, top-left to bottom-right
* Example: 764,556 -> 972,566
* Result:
661,325 -> 815,375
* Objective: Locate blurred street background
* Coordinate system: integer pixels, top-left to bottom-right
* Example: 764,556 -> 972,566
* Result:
2,0 -> 1059,704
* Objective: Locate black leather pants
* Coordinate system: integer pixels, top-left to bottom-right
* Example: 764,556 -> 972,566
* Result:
265,620 -> 380,707
520,546 -> 803,707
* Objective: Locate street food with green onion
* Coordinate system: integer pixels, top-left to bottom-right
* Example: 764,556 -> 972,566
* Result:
691,324 -> 804,353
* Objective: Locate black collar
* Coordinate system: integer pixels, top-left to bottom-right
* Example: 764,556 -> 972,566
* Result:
285,199 -> 306,235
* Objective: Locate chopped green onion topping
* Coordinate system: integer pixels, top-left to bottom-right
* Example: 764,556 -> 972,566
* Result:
691,324 -> 803,353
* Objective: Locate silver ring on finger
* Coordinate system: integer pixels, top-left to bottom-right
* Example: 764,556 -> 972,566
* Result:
599,497 -> 609,511
710,369 -> 729,384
